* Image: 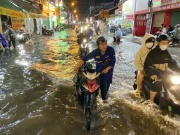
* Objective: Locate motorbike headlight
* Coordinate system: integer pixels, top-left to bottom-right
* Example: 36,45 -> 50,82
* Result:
171,76 -> 180,85
83,39 -> 87,43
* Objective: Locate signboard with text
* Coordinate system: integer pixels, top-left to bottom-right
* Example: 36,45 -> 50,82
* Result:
11,17 -> 25,30
134,14 -> 147,36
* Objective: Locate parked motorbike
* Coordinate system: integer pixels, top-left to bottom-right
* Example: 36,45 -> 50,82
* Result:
16,30 -> 28,43
55,25 -> 60,32
169,35 -> 180,47
133,67 -> 180,116
73,63 -> 100,131
80,38 -> 89,57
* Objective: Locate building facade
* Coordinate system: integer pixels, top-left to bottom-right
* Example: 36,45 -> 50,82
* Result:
133,0 -> 180,36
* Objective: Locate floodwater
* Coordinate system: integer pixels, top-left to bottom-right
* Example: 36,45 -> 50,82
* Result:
0,30 -> 180,135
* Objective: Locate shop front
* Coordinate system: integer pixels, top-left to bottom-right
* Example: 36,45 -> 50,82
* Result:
133,0 -> 180,36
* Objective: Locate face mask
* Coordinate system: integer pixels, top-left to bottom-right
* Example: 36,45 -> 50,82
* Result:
146,43 -> 154,49
159,45 -> 168,51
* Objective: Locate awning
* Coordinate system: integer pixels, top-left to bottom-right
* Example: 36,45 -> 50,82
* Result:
29,12 -> 47,19
0,0 -> 25,18
0,6 -> 25,18
12,0 -> 42,14
0,0 -> 22,11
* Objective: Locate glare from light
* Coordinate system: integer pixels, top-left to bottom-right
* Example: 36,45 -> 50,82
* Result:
171,76 -> 180,85
83,39 -> 87,43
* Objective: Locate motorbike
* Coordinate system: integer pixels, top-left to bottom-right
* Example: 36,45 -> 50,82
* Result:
80,38 -> 89,57
16,30 -> 28,43
73,63 -> 100,131
75,27 -> 80,34
169,35 -> 180,47
55,25 -> 60,32
133,67 -> 180,116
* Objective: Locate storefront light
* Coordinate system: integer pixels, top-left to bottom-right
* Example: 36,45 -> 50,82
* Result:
52,16 -> 57,21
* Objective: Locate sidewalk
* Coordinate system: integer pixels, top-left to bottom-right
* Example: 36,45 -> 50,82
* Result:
124,35 -> 143,45
99,22 -> 142,45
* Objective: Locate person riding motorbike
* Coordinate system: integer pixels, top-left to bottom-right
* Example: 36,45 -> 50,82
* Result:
20,24 -> 30,40
75,36 -> 116,103
79,38 -> 89,57
134,34 -> 156,98
77,31 -> 88,45
144,34 -> 180,107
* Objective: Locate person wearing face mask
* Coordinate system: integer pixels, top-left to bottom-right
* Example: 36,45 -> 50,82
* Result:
144,34 -> 180,107
134,34 -> 155,98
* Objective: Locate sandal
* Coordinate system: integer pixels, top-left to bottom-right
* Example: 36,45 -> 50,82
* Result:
134,90 -> 141,98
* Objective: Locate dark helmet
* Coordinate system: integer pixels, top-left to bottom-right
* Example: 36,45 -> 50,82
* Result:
146,37 -> 155,43
96,36 -> 107,46
157,34 -> 170,42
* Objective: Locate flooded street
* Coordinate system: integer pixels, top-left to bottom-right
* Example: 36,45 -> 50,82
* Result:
1,29 -> 180,135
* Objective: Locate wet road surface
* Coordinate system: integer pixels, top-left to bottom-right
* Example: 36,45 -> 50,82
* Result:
0,29 -> 180,135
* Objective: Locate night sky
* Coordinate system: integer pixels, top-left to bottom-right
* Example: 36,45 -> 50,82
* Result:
63,0 -> 119,21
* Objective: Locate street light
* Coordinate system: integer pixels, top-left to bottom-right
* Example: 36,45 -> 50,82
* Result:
146,0 -> 153,34
71,1 -> 77,6
74,10 -> 77,13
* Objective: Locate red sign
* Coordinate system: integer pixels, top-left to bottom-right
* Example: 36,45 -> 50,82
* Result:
157,2 -> 180,10
161,0 -> 177,5
126,15 -> 134,20
134,14 -> 147,36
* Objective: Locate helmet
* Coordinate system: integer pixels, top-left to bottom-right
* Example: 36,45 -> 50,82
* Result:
146,37 -> 155,43
96,36 -> 107,45
157,34 -> 170,42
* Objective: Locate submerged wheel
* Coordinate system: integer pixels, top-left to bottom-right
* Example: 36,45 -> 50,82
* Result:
86,111 -> 91,131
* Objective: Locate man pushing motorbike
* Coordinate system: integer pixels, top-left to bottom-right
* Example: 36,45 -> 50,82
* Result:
74,36 -> 116,103
144,34 -> 180,107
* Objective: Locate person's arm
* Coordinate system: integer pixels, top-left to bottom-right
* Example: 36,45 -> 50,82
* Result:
134,50 -> 143,71
103,48 -> 116,74
74,50 -> 96,72
144,51 -> 156,78
109,48 -> 116,68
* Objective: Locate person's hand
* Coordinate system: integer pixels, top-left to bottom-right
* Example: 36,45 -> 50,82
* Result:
74,66 -> 80,73
102,66 -> 111,74
151,75 -> 158,81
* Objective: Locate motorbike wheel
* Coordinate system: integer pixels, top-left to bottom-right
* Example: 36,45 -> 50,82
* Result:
84,93 -> 93,131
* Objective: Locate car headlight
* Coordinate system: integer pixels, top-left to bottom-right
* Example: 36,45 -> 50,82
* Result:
171,76 -> 180,85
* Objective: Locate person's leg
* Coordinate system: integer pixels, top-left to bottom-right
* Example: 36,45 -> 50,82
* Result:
137,70 -> 144,91
135,70 -> 144,98
150,90 -> 157,103
100,76 -> 108,100
11,37 -> 16,48
8,39 -> 11,48
113,37 -> 116,42
117,38 -> 120,43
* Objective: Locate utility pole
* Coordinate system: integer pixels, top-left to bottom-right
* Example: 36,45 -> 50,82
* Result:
146,0 -> 153,34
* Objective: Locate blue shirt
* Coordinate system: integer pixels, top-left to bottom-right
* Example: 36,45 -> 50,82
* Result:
82,46 -> 116,75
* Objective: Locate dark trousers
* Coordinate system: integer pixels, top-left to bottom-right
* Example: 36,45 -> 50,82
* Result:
8,36 -> 16,48
113,37 -> 120,43
100,75 -> 112,100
